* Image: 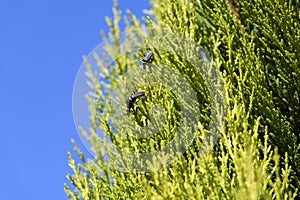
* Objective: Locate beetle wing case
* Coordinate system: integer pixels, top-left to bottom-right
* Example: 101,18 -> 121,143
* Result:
131,92 -> 145,99
142,51 -> 154,63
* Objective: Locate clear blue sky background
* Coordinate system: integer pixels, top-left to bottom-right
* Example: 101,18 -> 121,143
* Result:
0,1 -> 150,199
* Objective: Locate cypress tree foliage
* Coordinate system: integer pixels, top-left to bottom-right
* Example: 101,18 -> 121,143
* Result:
66,0 -> 300,199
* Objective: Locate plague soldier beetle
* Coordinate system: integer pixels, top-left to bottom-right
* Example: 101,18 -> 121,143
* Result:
126,92 -> 147,116
141,51 -> 154,70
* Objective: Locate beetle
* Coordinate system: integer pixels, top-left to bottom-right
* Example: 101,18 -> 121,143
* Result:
126,92 -> 146,116
141,51 -> 154,70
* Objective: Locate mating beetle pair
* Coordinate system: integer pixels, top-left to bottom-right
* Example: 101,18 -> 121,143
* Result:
126,92 -> 147,116
125,51 -> 154,116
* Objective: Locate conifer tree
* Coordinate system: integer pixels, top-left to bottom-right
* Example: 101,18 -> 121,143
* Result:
66,0 -> 300,199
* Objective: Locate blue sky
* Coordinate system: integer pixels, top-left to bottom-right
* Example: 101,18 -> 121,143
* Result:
0,0 -> 150,199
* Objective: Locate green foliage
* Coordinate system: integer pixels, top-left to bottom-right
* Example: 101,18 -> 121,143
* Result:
65,0 -> 300,199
